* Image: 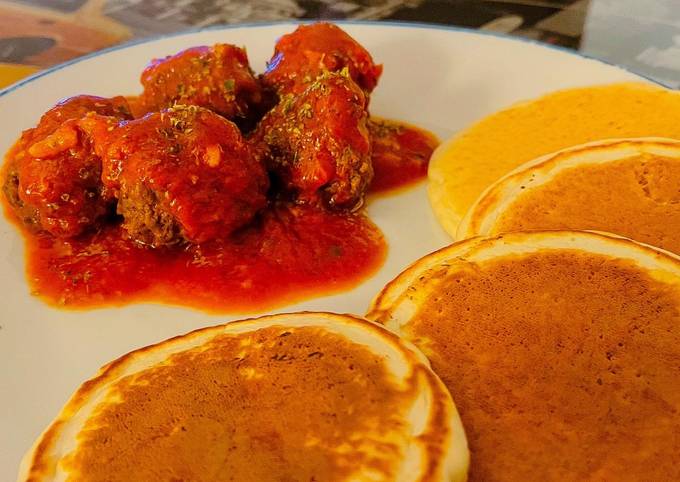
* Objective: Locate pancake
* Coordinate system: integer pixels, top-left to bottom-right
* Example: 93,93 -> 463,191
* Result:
428,82 -> 680,236
367,231 -> 680,482
19,313 -> 469,482
457,137 -> 680,254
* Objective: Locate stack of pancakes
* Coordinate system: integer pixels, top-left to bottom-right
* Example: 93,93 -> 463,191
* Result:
20,82 -> 680,481
414,81 -> 680,480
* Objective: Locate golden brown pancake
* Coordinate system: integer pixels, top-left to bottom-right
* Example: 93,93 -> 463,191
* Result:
428,82 -> 680,236
457,138 -> 680,255
19,313 -> 469,482
367,231 -> 680,482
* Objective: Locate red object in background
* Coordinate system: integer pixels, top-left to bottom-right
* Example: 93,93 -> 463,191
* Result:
0,2 -> 129,67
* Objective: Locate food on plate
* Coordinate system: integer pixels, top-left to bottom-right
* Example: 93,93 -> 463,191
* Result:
367,231 -> 680,482
457,138 -> 680,253
18,313 -> 469,482
28,204 -> 385,311
1,23 -> 437,311
138,43 -> 264,125
369,118 -> 439,193
428,82 -> 680,236
2,95 -> 132,238
261,22 -> 382,96
252,70 -> 372,209
86,105 -> 268,247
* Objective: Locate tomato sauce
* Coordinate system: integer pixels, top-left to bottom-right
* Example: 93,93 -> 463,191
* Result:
19,205 -> 384,312
368,118 -> 439,193
3,118 -> 436,313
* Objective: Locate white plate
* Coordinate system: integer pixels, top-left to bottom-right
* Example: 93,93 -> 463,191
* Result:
0,22 -> 647,479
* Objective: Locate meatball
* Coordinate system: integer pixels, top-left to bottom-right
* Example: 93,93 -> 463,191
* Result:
139,44 -> 264,124
2,95 -> 131,237
261,22 -> 382,96
251,71 -> 372,210
93,105 -> 268,247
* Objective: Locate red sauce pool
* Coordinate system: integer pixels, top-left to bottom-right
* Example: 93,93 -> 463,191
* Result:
23,205 -> 385,312
369,118 -> 439,193
4,119 -> 437,312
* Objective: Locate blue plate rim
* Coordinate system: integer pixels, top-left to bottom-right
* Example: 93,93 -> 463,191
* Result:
0,19 -> 663,100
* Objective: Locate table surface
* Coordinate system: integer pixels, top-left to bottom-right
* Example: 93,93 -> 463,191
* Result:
0,0 -> 678,89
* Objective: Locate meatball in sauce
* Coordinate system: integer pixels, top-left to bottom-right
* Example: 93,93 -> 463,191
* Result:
261,22 -> 382,97
139,44 -> 264,126
1,23 -> 438,312
90,105 -> 268,247
3,95 -> 131,238
252,70 -> 372,210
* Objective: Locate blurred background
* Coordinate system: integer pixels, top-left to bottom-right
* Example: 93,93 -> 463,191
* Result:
1,0 -> 678,88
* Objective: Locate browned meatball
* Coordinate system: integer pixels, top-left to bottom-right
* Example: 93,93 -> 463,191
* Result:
2,95 -> 131,237
139,44 -> 264,125
91,105 -> 268,247
251,71 -> 372,210
261,22 -> 382,97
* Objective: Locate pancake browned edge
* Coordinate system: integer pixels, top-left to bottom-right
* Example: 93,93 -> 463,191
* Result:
457,137 -> 680,255
18,312 -> 469,482
366,231 -> 680,482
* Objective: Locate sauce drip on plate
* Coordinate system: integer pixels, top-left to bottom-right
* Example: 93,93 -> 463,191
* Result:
369,118 -> 439,193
